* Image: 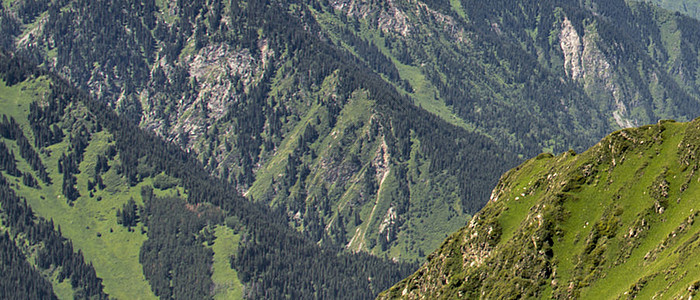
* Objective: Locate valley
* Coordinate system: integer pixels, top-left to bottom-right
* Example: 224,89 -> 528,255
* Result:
1,0 -> 700,299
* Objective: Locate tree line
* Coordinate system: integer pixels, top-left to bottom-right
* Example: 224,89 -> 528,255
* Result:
1,41 -> 418,298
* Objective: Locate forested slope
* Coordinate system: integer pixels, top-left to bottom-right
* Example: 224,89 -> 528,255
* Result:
0,51 -> 416,299
645,0 -> 700,19
325,0 -> 700,156
0,0 -> 525,259
2,0 -> 700,261
3,0 -> 700,298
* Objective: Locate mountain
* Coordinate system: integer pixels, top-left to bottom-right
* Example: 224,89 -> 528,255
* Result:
3,0 -> 700,298
0,51 -> 417,299
0,0 -> 523,260
2,0 -> 700,261
645,0 -> 700,19
318,0 -> 700,156
381,118 -> 700,299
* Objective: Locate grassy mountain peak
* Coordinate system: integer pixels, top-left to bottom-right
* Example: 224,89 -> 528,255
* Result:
381,118 -> 700,298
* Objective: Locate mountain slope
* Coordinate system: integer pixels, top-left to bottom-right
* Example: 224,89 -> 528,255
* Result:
325,0 -> 700,156
0,54 -> 146,299
381,118 -> 700,299
0,0 -> 522,259
0,51 -> 416,299
644,0 -> 700,19
3,0 -> 700,260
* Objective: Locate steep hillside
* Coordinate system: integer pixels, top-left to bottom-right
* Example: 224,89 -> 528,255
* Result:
0,55 -> 156,299
644,0 -> 700,19
0,52 -> 416,299
381,118 -> 700,299
2,0 -> 700,260
0,0 -> 523,259
325,0 -> 700,156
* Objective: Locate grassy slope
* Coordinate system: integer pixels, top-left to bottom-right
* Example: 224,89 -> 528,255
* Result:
383,119 -> 700,298
491,120 -> 700,298
0,78 -> 157,299
576,122 -> 699,298
210,225 -> 242,300
311,7 -> 474,133
0,77 -> 78,299
241,9 -> 480,261
246,72 -> 470,260
1,77 -> 244,299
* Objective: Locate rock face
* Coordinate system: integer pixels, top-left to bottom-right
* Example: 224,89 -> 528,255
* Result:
559,16 -> 633,129
381,119 -> 700,299
331,0 -> 412,36
559,17 -> 584,81
140,44 -> 259,147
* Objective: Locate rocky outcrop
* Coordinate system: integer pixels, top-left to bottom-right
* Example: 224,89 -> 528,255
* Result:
559,17 -> 583,81
559,16 -> 634,129
330,0 -> 412,36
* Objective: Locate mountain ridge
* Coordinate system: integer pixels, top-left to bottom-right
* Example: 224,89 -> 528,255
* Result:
381,118 -> 700,299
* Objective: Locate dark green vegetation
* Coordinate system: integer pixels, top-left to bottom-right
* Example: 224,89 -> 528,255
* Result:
0,0 -> 527,259
0,52 -> 415,299
321,0 -> 700,157
0,232 -> 57,299
3,0 -> 700,297
381,118 -> 700,299
645,0 -> 700,19
3,0 -> 700,260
